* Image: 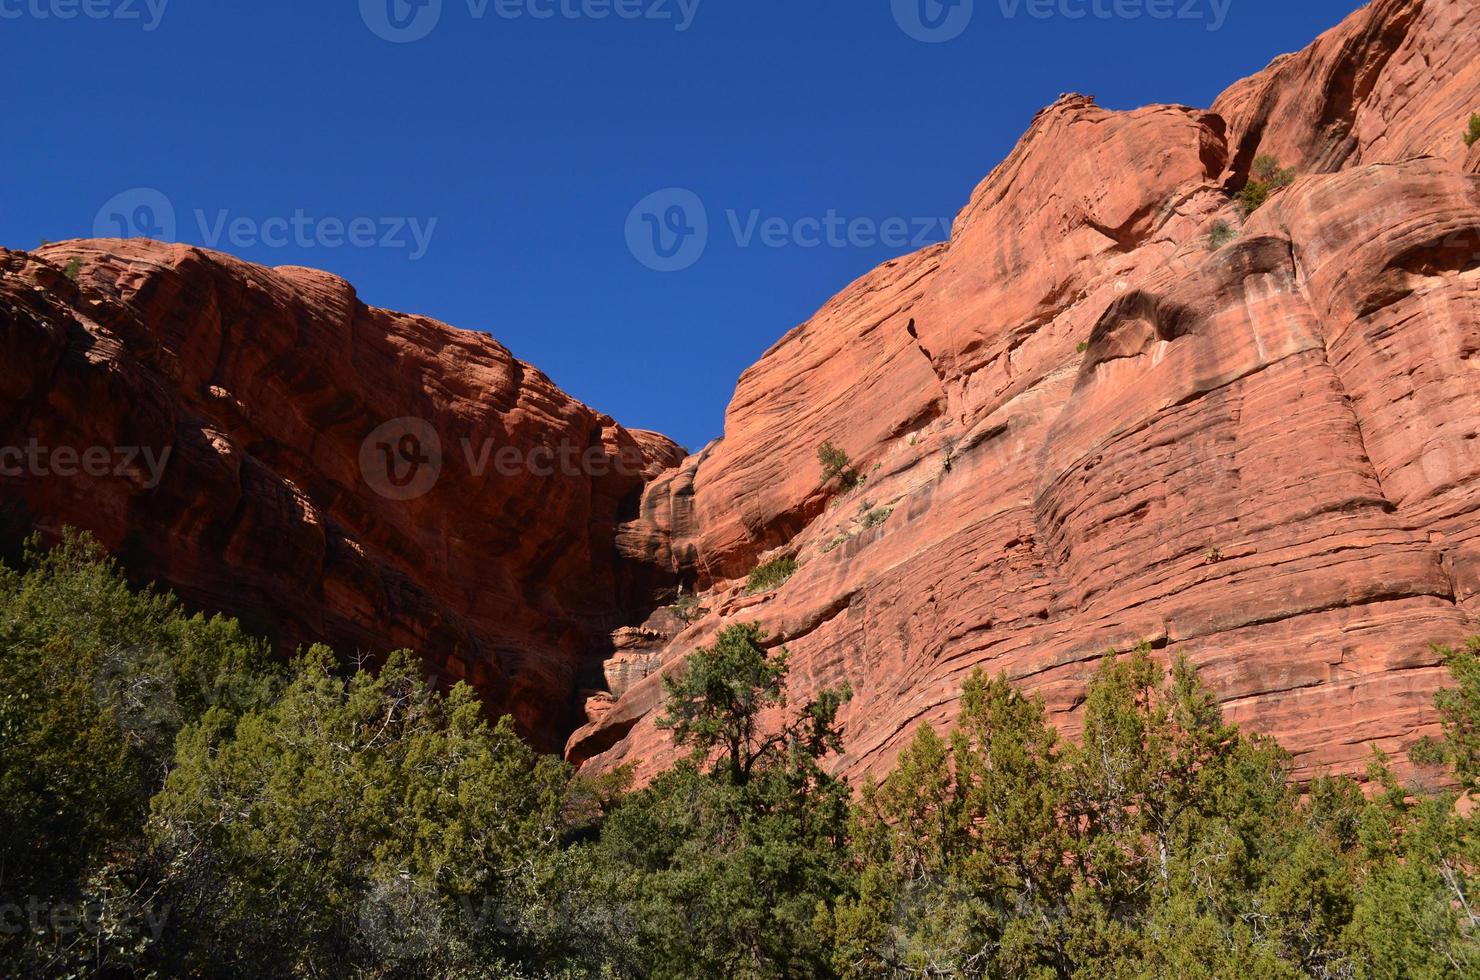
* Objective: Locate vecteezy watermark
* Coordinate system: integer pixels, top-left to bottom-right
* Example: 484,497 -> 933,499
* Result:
360,0 -> 442,42
93,188 -> 438,260
94,187 -> 177,241
725,210 -> 953,251
0,0 -> 168,31
358,883 -> 511,957
625,188 -> 709,273
625,187 -> 953,272
360,418 -> 444,502
998,0 -> 1233,30
892,0 -> 974,42
893,0 -> 1234,40
358,417 -> 648,500
0,897 -> 170,941
0,440 -> 172,489
360,0 -> 701,43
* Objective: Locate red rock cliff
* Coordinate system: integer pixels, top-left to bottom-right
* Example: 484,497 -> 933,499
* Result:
572,0 -> 1480,785
4,0 -> 1479,782
0,241 -> 683,750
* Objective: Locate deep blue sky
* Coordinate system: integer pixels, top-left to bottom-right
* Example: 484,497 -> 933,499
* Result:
2,0 -> 1362,450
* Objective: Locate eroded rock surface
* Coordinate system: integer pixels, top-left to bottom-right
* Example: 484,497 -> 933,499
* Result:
0,241 -> 682,750
572,0 -> 1480,785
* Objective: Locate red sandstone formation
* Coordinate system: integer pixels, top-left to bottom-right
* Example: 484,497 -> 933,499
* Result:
3,0 -> 1479,782
571,0 -> 1480,785
0,242 -> 683,750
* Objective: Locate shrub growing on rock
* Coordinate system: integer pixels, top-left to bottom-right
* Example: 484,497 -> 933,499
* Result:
818,440 -> 849,479
668,592 -> 705,622
746,556 -> 798,593
1237,154 -> 1297,216
1206,219 -> 1238,250
818,440 -> 861,491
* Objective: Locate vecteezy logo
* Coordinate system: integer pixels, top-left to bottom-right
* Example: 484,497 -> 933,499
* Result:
93,188 -> 177,242
625,188 -> 708,272
892,0 -> 973,42
359,418 -> 443,500
361,0 -> 442,43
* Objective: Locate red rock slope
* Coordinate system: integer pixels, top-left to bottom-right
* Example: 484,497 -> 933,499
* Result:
571,0 -> 1480,785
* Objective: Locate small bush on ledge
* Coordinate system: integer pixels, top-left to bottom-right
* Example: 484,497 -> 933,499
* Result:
746,556 -> 798,594
1466,113 -> 1480,148
1237,154 -> 1296,216
668,593 -> 706,622
821,533 -> 849,554
1206,219 -> 1238,250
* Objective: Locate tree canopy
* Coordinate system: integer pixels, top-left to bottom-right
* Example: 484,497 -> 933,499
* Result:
1,532 -> 1476,977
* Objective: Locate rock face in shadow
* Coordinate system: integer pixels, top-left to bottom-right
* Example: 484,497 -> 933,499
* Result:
0,241 -> 683,751
3,0 -> 1479,782
569,0 -> 1480,785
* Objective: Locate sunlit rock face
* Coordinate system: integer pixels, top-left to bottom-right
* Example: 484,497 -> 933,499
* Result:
571,0 -> 1480,786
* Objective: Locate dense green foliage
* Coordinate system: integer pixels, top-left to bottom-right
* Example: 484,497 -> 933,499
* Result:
0,532 -> 283,975
149,649 -> 570,977
2,532 -> 1478,977
551,624 -> 856,977
1465,113 -> 1480,149
822,649 -> 1479,977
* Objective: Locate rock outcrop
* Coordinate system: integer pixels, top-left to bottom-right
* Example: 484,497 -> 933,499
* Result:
570,0 -> 1480,785
0,241 -> 683,750
3,0 -> 1479,783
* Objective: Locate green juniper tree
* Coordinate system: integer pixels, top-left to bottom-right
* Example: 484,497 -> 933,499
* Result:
568,623 -> 856,979
0,531 -> 281,977
819,440 -> 861,491
1345,641 -> 1480,978
148,647 -> 570,978
824,647 -> 1384,978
